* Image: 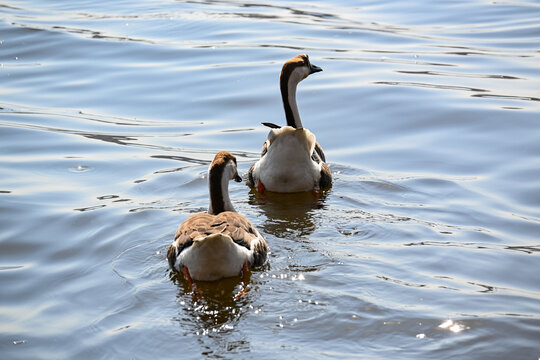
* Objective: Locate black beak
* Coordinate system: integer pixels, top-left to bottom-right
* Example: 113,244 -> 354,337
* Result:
310,63 -> 322,74
234,173 -> 242,183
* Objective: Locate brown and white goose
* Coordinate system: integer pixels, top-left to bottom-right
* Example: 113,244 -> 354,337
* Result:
248,54 -> 332,193
167,151 -> 268,283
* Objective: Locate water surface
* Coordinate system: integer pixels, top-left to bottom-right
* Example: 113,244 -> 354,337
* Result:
1,1 -> 539,359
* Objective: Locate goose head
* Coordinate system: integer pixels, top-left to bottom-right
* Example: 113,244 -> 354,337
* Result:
281,54 -> 322,85
280,54 -> 322,129
208,151 -> 242,215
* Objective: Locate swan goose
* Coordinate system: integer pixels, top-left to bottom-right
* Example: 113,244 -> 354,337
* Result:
248,54 -> 332,193
167,151 -> 268,284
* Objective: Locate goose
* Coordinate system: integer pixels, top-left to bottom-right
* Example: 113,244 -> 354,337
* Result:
248,54 -> 332,193
167,151 -> 268,285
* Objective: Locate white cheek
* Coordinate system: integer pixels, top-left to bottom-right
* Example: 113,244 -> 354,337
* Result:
224,161 -> 237,180
291,67 -> 310,83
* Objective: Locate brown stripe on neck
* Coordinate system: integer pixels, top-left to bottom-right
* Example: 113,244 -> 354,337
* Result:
208,152 -> 236,214
209,167 -> 225,214
280,63 -> 298,128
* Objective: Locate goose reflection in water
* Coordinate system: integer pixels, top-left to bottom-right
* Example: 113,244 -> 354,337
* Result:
247,189 -> 328,238
169,271 -> 259,340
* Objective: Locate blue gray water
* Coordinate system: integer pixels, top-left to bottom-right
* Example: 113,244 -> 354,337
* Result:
1,1 -> 539,359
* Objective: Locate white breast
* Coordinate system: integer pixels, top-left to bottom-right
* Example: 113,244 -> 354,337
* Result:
254,126 -> 321,192
177,233 -> 252,281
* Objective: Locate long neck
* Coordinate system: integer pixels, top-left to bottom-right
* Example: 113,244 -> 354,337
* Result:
280,74 -> 303,129
208,169 -> 234,215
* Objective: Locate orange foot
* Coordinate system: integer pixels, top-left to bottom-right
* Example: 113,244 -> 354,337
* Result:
235,261 -> 250,298
257,181 -> 266,194
183,266 -> 201,296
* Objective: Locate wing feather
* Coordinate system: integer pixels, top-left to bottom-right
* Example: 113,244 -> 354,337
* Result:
169,212 -> 268,269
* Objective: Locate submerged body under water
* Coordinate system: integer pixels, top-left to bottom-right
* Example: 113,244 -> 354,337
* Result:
1,0 -> 539,359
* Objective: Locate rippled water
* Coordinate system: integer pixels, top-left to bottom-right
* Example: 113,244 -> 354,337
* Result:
1,1 -> 539,359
